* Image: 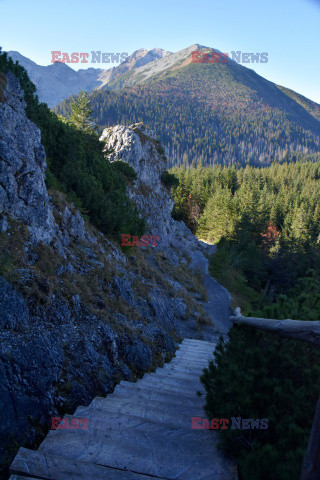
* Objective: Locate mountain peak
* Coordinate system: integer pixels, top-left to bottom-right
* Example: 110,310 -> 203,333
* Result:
47,61 -> 74,71
7,50 -> 39,68
119,47 -> 172,68
96,47 -> 172,90
187,43 -> 209,50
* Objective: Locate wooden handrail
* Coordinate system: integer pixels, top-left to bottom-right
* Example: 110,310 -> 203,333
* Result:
230,314 -> 320,346
230,309 -> 320,480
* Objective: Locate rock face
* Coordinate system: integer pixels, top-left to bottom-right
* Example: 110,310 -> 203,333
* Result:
0,71 -> 55,243
100,123 -> 209,272
0,72 -> 231,475
0,277 -> 29,329
100,123 -> 233,333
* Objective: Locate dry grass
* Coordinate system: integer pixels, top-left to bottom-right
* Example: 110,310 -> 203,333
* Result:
0,218 -> 28,277
132,124 -> 166,157
0,71 -> 7,103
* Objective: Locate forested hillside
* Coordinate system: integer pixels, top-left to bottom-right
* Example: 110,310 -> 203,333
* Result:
170,161 -> 320,479
171,161 -> 320,242
277,84 -> 320,122
171,161 -> 320,311
55,56 -> 320,168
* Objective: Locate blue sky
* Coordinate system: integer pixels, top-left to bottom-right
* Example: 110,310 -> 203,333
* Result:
1,0 -> 320,103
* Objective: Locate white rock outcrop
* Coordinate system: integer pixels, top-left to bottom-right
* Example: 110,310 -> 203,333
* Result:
100,122 -> 209,272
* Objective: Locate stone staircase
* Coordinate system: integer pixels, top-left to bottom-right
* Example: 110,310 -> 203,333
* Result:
9,338 -> 238,480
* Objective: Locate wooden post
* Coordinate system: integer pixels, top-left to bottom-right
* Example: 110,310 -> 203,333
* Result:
300,394 -> 320,480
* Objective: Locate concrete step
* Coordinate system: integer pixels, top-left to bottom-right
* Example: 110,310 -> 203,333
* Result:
116,379 -> 204,396
175,340 -> 216,348
136,373 -> 204,392
134,378 -> 205,396
173,354 -> 212,361
10,476 -> 40,480
154,367 -> 203,380
82,371 -> 202,413
163,365 -> 207,376
89,392 -> 202,412
175,344 -> 214,351
9,339 -> 237,480
10,447 -> 169,480
159,363 -> 208,374
38,418 -> 236,480
112,381 -> 205,404
171,350 -> 214,360
106,389 -> 204,409
172,352 -> 213,361
181,339 -> 218,347
168,360 -> 209,371
45,408 -> 202,438
149,368 -> 203,382
160,360 -> 205,370
176,342 -> 214,348
73,396 -> 203,429
175,346 -> 216,356
142,373 -> 203,391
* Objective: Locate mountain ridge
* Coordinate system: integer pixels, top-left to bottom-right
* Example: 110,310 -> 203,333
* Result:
59,45 -> 320,167
6,48 -> 171,106
8,45 -> 320,167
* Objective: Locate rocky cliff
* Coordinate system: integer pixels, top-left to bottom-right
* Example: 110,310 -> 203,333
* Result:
100,123 -> 209,271
0,71 -> 227,476
0,72 -> 55,243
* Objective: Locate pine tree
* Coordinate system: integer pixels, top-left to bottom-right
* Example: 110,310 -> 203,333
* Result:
69,90 -> 96,134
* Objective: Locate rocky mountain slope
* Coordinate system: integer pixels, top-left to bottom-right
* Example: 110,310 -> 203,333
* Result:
6,48 -> 171,107
58,44 -> 320,167
6,51 -> 103,108
9,45 -> 320,167
0,70 -> 230,477
97,48 -> 172,90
